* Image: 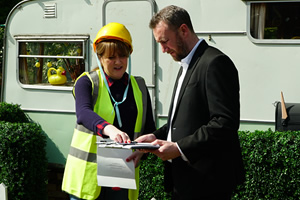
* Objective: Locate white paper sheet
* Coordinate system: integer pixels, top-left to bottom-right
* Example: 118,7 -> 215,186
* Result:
97,147 -> 136,189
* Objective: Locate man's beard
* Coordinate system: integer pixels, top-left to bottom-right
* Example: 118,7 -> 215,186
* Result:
171,33 -> 188,61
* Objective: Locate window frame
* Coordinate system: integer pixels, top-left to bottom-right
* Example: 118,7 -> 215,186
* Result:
15,35 -> 89,91
246,1 -> 300,44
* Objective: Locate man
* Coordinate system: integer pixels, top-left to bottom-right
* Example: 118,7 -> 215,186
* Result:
135,5 -> 245,200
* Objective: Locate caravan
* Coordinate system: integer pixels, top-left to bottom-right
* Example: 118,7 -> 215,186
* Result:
2,0 -> 300,165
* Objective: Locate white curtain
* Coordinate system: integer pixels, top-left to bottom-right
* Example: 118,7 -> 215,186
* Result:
251,3 -> 266,39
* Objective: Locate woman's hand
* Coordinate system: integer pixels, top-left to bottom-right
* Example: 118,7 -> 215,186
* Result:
103,124 -> 131,143
126,151 -> 144,168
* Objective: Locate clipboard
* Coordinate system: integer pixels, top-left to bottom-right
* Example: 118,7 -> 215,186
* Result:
97,141 -> 160,149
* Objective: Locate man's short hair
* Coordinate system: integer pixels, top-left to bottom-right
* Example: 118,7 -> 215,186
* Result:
149,5 -> 195,33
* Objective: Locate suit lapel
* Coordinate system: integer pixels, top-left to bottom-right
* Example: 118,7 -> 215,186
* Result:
173,40 -> 209,116
167,67 -> 183,123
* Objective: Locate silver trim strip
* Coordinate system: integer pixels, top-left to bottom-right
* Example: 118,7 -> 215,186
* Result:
157,114 -> 275,123
69,146 -> 97,163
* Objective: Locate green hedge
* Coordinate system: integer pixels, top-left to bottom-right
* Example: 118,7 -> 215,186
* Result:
139,130 -> 300,199
139,153 -> 171,200
0,102 -> 29,123
233,130 -> 300,199
0,102 -> 48,200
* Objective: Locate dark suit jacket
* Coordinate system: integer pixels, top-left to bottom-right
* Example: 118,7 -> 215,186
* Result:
154,40 -> 245,198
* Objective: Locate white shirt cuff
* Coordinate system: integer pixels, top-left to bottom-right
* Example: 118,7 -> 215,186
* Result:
175,142 -> 189,162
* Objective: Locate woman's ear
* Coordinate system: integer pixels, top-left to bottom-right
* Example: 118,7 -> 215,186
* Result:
98,55 -> 103,65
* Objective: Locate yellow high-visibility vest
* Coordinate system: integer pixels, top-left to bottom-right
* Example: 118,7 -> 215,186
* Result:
62,70 -> 147,200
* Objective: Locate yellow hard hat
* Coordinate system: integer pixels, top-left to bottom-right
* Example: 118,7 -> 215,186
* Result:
93,22 -> 133,53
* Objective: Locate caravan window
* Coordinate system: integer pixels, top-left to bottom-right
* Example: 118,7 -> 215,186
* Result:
250,2 -> 300,40
17,36 -> 88,89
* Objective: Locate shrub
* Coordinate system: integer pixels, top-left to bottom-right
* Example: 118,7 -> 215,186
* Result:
0,102 -> 29,123
0,103 -> 47,200
139,153 -> 171,200
233,130 -> 300,199
139,130 -> 300,200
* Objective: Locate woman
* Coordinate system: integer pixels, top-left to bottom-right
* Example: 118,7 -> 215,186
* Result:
62,22 -> 156,200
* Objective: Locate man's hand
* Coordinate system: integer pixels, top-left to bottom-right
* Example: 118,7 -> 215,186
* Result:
126,151 -> 144,168
151,140 -> 181,161
135,133 -> 156,143
136,134 -> 181,161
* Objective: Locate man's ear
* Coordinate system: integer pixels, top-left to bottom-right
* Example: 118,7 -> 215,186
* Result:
179,24 -> 189,38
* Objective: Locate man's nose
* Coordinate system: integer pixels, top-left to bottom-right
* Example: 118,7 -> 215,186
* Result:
161,44 -> 168,53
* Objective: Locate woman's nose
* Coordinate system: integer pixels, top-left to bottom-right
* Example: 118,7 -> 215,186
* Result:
115,56 -> 122,64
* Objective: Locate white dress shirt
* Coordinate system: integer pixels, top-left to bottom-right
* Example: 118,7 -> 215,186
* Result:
167,39 -> 203,161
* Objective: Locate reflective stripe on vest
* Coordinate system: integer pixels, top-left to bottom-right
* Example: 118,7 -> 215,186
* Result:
62,70 -> 147,200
